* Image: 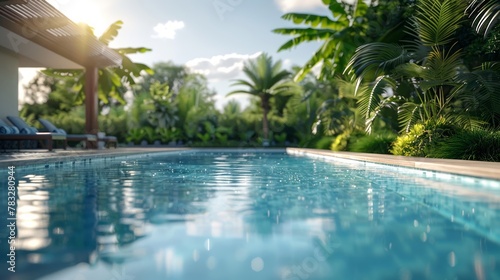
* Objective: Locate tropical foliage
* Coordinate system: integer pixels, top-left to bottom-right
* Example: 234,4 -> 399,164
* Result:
273,0 -> 411,81
17,1 -> 500,161
273,0 -> 370,81
428,129 -> 500,161
390,117 -> 458,157
346,0 -> 500,134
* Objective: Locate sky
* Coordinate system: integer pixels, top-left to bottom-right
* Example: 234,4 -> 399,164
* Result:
21,0 -> 331,109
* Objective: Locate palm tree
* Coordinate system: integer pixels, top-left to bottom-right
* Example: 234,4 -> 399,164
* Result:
43,20 -> 153,105
227,53 -> 299,144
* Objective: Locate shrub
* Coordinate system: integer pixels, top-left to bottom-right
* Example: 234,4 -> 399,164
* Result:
391,117 -> 457,157
331,131 -> 350,151
314,136 -> 334,150
330,130 -> 365,151
391,124 -> 426,156
429,129 -> 500,161
126,128 -> 146,145
99,107 -> 129,143
349,133 -> 397,154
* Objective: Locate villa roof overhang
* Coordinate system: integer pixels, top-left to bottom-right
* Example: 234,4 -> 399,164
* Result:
0,0 -> 122,68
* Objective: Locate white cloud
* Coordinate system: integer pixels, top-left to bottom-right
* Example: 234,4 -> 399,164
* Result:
186,52 -> 263,110
152,20 -> 185,39
274,0 -> 326,12
186,52 -> 262,81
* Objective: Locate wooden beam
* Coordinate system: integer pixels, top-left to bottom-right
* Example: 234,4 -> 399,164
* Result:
0,0 -> 122,67
85,67 -> 99,146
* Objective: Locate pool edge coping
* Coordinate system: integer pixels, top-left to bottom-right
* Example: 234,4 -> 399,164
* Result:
287,148 -> 500,181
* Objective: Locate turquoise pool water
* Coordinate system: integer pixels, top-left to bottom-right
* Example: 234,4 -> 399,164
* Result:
1,150 -> 500,280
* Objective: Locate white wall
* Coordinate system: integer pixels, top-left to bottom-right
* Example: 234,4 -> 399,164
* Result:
0,47 -> 19,119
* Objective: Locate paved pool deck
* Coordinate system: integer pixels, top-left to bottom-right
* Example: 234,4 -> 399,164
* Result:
1,147 -> 499,180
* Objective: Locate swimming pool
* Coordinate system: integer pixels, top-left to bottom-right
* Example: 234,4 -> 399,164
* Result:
1,150 -> 499,279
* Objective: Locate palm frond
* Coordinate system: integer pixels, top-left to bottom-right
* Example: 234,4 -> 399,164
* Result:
398,102 -> 423,132
322,0 -> 349,17
346,43 -> 409,78
271,81 -> 302,95
119,56 -> 153,80
228,80 -> 258,96
422,47 -> 463,83
116,47 -> 152,54
415,0 -> 467,46
467,0 -> 500,37
226,89 -> 257,97
294,40 -> 338,81
274,29 -> 335,51
454,69 -> 500,124
98,20 -> 123,45
351,0 -> 369,21
334,77 -> 357,99
279,13 -> 343,29
445,113 -> 488,130
365,95 -> 401,133
98,68 -> 127,104
357,75 -> 397,121
480,61 -> 500,71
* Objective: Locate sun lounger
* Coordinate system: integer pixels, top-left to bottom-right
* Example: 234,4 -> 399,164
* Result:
41,120 -> 117,148
100,135 -> 118,148
0,133 -> 67,151
38,118 -> 116,148
38,119 -> 97,149
0,118 -> 67,151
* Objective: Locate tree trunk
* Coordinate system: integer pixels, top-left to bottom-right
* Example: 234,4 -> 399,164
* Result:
261,94 -> 270,142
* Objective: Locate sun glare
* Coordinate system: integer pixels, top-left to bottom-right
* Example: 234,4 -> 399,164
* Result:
47,0 -> 110,36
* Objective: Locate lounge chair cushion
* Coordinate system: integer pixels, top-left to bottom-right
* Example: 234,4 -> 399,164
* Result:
39,119 -> 67,135
38,118 -> 58,132
7,116 -> 31,130
0,119 -> 10,127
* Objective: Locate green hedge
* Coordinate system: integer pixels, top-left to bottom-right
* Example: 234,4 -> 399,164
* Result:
349,133 -> 397,154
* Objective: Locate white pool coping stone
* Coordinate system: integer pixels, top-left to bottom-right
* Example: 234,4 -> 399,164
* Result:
287,148 -> 500,181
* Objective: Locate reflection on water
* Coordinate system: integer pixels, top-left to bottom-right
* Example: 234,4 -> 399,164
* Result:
0,151 -> 499,280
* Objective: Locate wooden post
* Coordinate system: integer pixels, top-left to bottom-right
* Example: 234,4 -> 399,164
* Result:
85,66 -> 99,148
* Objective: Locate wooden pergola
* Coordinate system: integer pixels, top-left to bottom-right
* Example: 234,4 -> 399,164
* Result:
0,0 -> 122,139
